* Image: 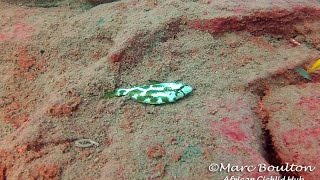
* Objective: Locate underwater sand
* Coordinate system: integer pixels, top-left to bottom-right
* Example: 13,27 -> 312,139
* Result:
1,0 -> 320,179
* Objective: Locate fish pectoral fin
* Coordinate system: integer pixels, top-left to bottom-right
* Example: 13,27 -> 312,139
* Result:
147,80 -> 162,84
103,91 -> 117,98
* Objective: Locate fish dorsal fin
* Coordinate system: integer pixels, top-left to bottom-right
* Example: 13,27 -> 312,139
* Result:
148,80 -> 162,84
148,80 -> 183,84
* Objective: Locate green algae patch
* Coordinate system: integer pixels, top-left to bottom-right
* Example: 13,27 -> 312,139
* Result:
180,144 -> 203,163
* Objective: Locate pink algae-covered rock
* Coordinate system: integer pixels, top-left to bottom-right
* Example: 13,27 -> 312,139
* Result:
263,83 -> 320,179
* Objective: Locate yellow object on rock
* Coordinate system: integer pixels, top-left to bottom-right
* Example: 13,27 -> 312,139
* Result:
307,58 -> 320,74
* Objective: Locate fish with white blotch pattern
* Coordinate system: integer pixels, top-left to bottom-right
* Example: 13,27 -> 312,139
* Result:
104,80 -> 193,105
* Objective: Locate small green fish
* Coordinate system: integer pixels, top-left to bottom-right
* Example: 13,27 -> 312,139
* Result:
295,66 -> 311,80
105,81 -> 193,105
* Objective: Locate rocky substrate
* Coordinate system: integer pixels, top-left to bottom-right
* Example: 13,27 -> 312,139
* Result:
1,0 -> 320,179
262,83 -> 320,179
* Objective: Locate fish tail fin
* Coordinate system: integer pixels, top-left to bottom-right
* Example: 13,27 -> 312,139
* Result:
103,91 -> 117,98
104,88 -> 129,98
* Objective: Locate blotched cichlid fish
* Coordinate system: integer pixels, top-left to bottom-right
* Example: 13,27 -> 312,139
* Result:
105,81 -> 193,105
